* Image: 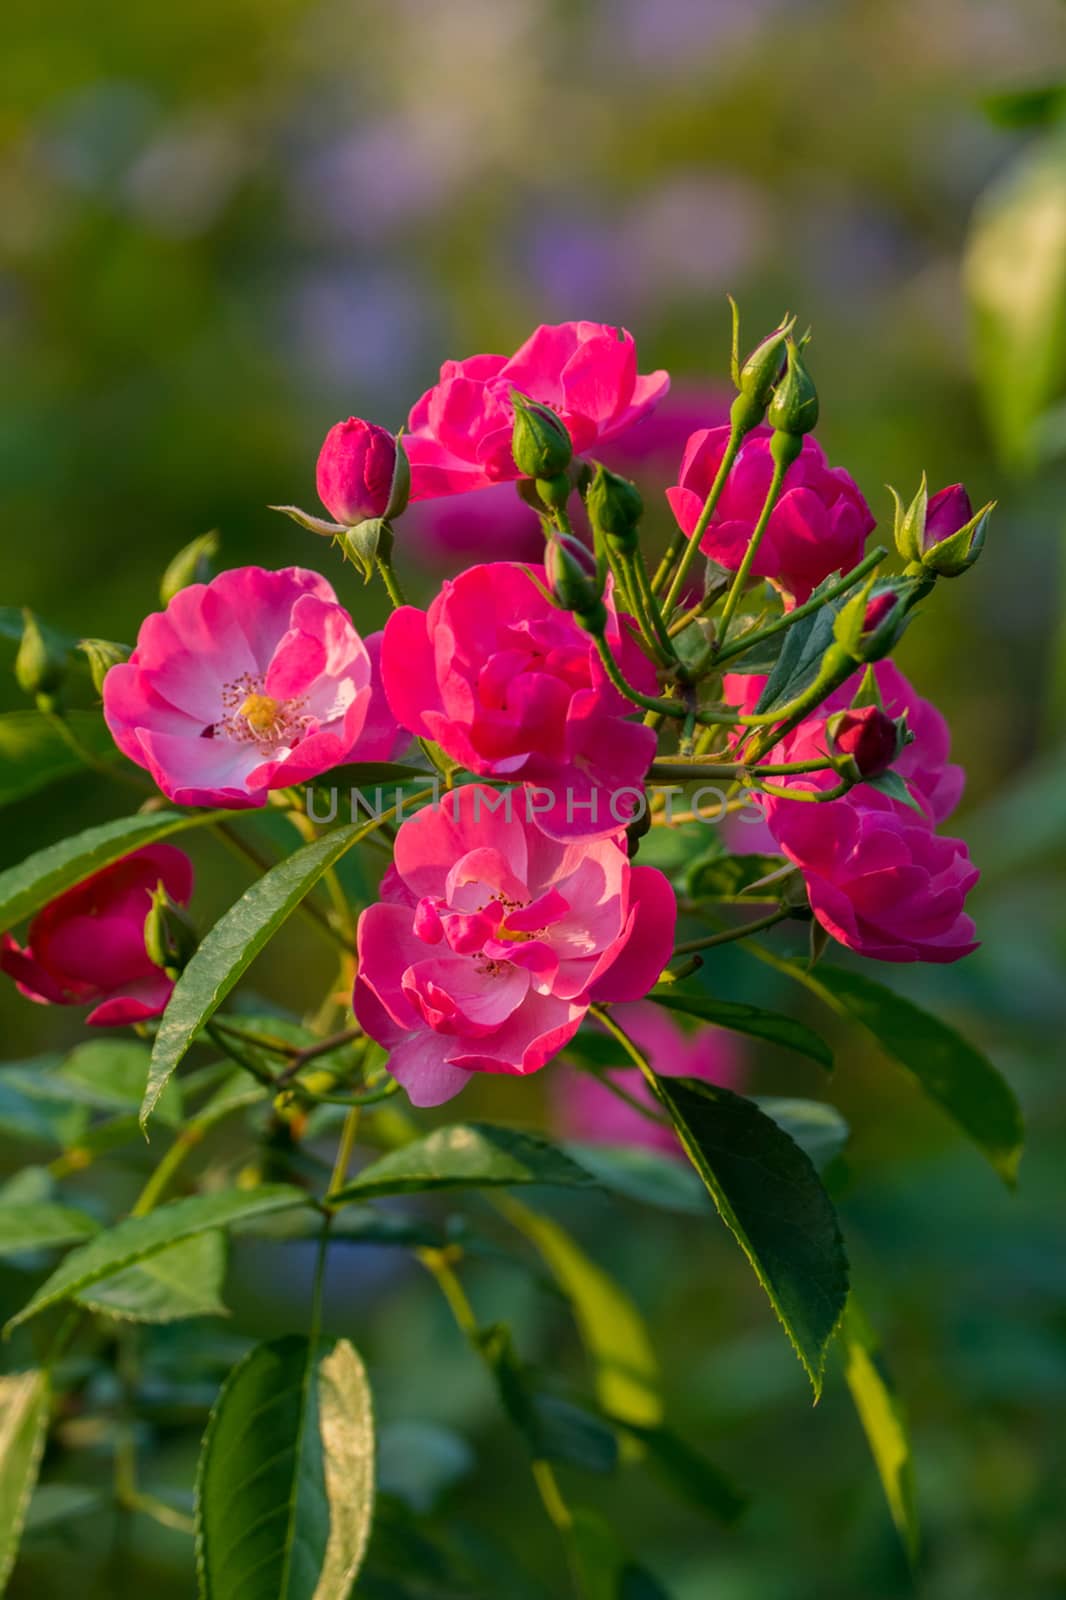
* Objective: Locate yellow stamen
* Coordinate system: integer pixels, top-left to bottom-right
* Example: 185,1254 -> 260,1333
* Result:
239,692 -> 282,736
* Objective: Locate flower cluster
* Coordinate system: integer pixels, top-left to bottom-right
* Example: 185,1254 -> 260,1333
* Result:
6,314 -> 990,1124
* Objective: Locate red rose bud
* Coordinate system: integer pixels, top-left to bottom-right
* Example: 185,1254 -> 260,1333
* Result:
833,584 -> 907,664
826,705 -> 905,778
863,592 -> 897,633
922,485 -> 992,578
316,418 -> 398,526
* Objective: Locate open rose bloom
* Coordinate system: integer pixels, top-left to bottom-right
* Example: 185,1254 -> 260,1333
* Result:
103,566 -> 401,807
354,785 -> 676,1106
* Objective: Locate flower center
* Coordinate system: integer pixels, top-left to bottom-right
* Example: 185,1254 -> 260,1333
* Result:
202,673 -> 312,751
239,693 -> 283,736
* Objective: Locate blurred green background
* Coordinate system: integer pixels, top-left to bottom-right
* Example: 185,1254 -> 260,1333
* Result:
3,0 -> 1066,1595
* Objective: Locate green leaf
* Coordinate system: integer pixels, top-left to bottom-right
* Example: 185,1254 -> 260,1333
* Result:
800,965 -> 1023,1185
0,711 -> 118,807
5,1185 -> 305,1332
686,851 -> 792,903
142,821 -> 374,1128
0,810 -> 222,936
752,1098 -> 850,1172
75,1230 -> 228,1322
562,1143 -> 710,1215
651,990 -> 833,1071
0,1071 -> 88,1149
753,582 -> 841,715
195,1334 -> 375,1600
650,1078 -> 849,1396
840,1296 -> 919,1565
620,1423 -> 747,1527
0,1202 -> 99,1257
498,1197 -> 661,1428
0,1370 -> 50,1591
473,1325 -> 617,1474
965,127 -> 1066,469
568,1510 -> 672,1600
862,770 -> 925,816
332,1124 -> 596,1203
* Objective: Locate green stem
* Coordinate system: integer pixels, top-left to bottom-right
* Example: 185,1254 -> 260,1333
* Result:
325,1106 -> 361,1204
375,553 -> 406,608
672,907 -> 793,955
714,546 -> 888,667
593,636 -> 734,724
626,550 -> 678,662
715,453 -> 790,651
655,427 -> 744,606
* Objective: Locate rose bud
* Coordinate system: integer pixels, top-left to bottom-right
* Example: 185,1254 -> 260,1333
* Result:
316,418 -> 398,526
826,705 -> 906,779
15,610 -> 67,708
586,462 -> 644,554
921,485 -> 992,578
547,534 -> 606,632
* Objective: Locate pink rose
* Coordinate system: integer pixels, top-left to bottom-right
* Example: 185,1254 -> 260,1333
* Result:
316,417 -> 397,525
0,845 -> 193,1026
766,795 -> 979,964
381,559 -> 658,840
722,662 -> 978,962
404,321 -> 670,499
353,785 -> 677,1106
555,1000 -> 744,1158
722,660 -> 965,826
667,424 -> 874,604
404,384 -> 731,567
104,567 -> 400,808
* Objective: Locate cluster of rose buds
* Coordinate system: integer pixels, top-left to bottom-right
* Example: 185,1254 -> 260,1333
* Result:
5,314 -> 992,1114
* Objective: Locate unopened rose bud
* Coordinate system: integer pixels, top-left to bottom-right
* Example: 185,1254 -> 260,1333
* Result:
79,639 -> 130,697
921,486 -> 992,578
586,463 -> 643,554
316,418 -> 400,525
736,316 -> 793,407
834,584 -> 908,663
143,880 -> 198,978
546,535 -> 606,632
826,705 -> 906,778
15,611 -> 67,707
511,392 -> 573,480
768,337 -> 819,440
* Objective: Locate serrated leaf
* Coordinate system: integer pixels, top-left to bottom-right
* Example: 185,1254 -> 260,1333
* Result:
0,1370 -> 50,1591
799,965 -> 1023,1185
143,821 -> 374,1128
651,990 -> 833,1070
840,1296 -> 918,1564
332,1124 -> 596,1203
562,1143 -> 710,1215
498,1197 -> 661,1428
620,1423 -> 747,1526
753,1098 -> 849,1172
5,1185 -> 305,1332
0,1202 -> 99,1257
649,1077 -> 849,1396
0,810 -> 222,936
0,711 -> 118,806
195,1334 -> 375,1600
75,1230 -> 228,1322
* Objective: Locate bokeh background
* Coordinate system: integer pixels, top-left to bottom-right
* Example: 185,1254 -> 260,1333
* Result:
3,1 -> 1066,1596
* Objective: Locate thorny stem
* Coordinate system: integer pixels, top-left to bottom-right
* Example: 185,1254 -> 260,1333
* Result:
657,427 -> 744,609
715,453 -> 790,651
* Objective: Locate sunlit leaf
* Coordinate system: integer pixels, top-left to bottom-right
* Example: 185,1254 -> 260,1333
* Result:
0,1370 -> 50,1591
840,1296 -> 919,1564
332,1124 -> 596,1203
5,1186 -> 305,1332
75,1230 -> 228,1322
195,1335 -> 375,1600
